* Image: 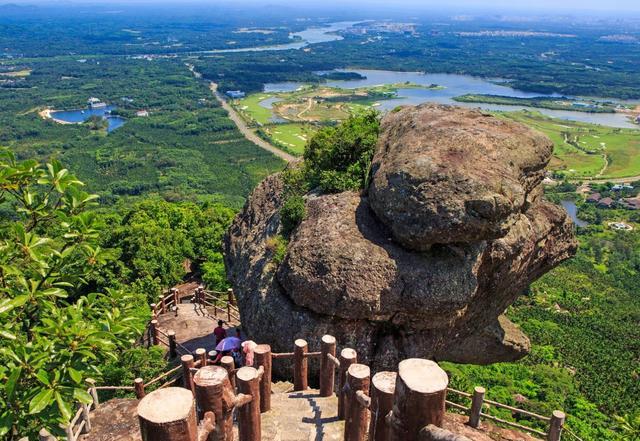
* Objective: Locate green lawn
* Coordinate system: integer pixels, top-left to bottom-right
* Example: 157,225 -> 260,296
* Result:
501,111 -> 640,179
262,123 -> 315,155
236,93 -> 277,125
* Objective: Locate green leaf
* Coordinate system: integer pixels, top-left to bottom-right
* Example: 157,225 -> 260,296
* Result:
6,367 -> 22,399
0,330 -> 16,340
0,295 -> 28,314
0,413 -> 12,437
68,367 -> 82,384
29,388 -> 54,414
73,388 -> 93,405
55,391 -> 73,421
36,369 -> 50,386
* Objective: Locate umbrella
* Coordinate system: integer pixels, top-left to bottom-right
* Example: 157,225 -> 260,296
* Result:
216,336 -> 242,352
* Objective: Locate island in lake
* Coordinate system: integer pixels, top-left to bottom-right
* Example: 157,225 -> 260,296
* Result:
453,93 -> 624,113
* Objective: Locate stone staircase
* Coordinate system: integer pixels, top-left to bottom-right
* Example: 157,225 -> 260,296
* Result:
260,385 -> 344,441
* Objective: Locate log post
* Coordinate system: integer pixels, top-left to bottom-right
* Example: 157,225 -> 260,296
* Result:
254,344 -> 272,412
171,287 -> 179,305
468,386 -> 485,428
320,335 -> 337,397
369,371 -> 396,441
221,356 -> 236,389
344,364 -> 370,441
81,403 -> 92,434
338,348 -> 357,420
227,288 -> 235,307
227,303 -> 231,322
293,339 -> 308,391
182,354 -> 195,392
134,378 -> 146,399
547,410 -> 566,441
196,348 -> 207,367
193,366 -> 236,441
150,320 -> 159,346
38,428 -> 57,441
168,331 -> 177,359
236,367 -> 261,441
150,303 -> 157,318
388,359 -> 449,441
137,387 -> 198,441
86,378 -> 99,408
159,294 -> 166,314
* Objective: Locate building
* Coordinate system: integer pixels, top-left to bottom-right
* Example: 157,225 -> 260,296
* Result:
226,90 -> 245,99
597,197 -> 614,208
136,110 -> 149,117
87,97 -> 107,109
586,192 -> 601,203
611,184 -> 633,191
620,197 -> 640,210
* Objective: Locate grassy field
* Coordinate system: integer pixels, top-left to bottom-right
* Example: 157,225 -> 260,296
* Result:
501,111 -> 640,179
261,123 -> 315,155
235,93 -> 278,125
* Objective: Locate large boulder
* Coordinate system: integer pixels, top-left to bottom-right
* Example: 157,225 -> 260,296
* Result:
369,104 -> 553,250
224,104 -> 577,370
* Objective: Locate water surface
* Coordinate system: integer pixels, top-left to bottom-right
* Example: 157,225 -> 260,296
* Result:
51,106 -> 126,133
560,200 -> 589,227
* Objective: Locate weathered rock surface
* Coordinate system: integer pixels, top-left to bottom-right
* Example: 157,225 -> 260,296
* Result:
224,104 -> 576,370
369,105 -> 553,250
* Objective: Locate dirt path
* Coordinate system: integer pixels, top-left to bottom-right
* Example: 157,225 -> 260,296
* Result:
209,83 -> 295,162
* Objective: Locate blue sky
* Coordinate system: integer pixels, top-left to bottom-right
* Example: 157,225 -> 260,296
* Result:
11,0 -> 640,13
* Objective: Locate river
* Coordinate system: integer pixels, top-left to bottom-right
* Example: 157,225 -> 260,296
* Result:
265,69 -> 638,129
560,200 -> 589,227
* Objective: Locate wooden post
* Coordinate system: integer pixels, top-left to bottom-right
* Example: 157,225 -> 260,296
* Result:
369,371 -> 396,441
196,348 -> 207,367
137,387 -> 198,441
182,354 -> 195,392
547,410 -> 566,441
166,330 -> 177,359
221,356 -> 236,389
86,378 -> 99,408
171,287 -> 179,305
81,403 -> 92,434
468,386 -> 485,428
388,359 -> 449,441
193,366 -> 236,441
236,367 -> 261,441
159,294 -> 166,314
254,344 -> 272,412
227,288 -> 235,307
38,428 -> 57,441
150,320 -> 159,346
338,348 -> 357,420
320,335 -> 337,397
134,378 -> 146,399
293,339 -> 308,391
150,303 -> 157,318
344,364 -> 370,441
227,303 -> 231,322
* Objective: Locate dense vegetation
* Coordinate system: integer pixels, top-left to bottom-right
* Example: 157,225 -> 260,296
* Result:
0,57 -> 284,208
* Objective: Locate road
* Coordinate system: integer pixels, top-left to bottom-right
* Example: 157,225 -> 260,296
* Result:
208,83 -> 295,162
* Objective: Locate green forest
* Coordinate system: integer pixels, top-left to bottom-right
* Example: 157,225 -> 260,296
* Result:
1,4 -> 640,440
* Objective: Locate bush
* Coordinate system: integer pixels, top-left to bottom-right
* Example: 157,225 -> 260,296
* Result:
303,110 -> 380,193
265,235 -> 288,264
280,195 -> 306,235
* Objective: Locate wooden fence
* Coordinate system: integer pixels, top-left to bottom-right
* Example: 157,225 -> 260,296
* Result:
45,288 -> 574,441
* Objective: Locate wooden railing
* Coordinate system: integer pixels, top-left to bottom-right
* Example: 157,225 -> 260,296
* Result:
44,294 -> 571,441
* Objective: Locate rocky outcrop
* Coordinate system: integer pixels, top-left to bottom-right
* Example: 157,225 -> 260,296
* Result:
224,104 -> 577,370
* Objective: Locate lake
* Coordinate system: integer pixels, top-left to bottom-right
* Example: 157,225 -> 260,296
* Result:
203,21 -> 359,54
264,69 -> 637,129
51,106 -> 126,133
561,200 -> 589,228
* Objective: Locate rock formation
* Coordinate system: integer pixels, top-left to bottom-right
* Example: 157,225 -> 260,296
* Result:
224,104 -> 577,371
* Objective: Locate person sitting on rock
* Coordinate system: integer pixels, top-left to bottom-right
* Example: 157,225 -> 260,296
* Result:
214,320 -> 226,345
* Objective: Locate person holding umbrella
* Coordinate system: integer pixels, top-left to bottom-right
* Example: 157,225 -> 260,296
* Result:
213,320 -> 226,345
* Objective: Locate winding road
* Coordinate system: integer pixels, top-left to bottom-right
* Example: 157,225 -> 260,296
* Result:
208,83 -> 295,162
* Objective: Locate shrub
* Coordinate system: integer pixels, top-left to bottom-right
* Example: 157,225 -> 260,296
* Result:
280,195 -> 306,235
